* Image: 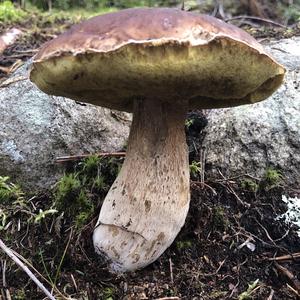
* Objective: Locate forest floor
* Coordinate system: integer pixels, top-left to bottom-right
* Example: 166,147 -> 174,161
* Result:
0,7 -> 300,300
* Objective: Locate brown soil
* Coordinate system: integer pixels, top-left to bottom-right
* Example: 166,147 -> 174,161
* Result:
1,169 -> 299,300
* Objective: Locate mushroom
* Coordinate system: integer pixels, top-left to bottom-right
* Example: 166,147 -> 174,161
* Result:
30,8 -> 285,272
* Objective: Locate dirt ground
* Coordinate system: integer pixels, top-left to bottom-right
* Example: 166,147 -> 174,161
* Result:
0,8 -> 300,300
1,161 -> 300,299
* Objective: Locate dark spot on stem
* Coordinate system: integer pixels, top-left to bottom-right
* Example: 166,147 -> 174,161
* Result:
125,218 -> 132,228
145,200 -> 151,212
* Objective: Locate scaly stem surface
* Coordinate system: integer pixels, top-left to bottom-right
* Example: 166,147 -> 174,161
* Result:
93,98 -> 190,271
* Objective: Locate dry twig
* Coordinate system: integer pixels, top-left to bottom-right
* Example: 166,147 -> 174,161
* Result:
56,152 -> 126,163
267,252 -> 300,261
169,258 -> 174,284
217,170 -> 250,208
275,262 -> 300,293
267,289 -> 274,300
287,284 -> 300,298
0,238 -> 56,300
225,15 -> 286,28
0,75 -> 27,88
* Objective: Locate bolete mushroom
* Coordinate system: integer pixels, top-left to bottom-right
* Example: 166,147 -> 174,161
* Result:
30,8 -> 285,272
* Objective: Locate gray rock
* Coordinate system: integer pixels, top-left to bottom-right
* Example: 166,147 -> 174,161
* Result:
202,37 -> 300,186
0,61 -> 131,190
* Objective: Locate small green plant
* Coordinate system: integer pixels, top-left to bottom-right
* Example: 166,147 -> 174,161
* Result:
0,1 -> 27,22
264,168 -> 283,184
189,161 -> 201,179
55,173 -> 81,205
107,157 -> 122,178
176,240 -> 192,250
92,175 -> 109,191
34,209 -> 58,224
238,279 -> 260,300
212,206 -> 229,230
81,155 -> 101,178
185,118 -> 194,128
54,155 -> 124,230
12,288 -> 26,300
74,190 -> 94,229
241,178 -> 259,193
0,176 -> 24,204
0,209 -> 7,231
263,168 -> 283,189
55,174 -> 94,229
102,287 -> 115,300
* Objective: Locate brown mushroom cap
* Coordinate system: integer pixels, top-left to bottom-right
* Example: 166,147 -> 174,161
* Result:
30,7 -> 285,112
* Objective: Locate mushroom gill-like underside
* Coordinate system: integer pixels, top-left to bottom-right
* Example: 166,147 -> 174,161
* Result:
29,8 -> 285,272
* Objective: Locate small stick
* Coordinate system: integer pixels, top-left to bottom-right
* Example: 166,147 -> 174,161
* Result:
56,152 -> 126,163
200,147 -> 206,184
267,289 -> 274,300
267,252 -> 300,261
6,53 -> 36,59
169,258 -> 174,284
217,169 -> 250,208
0,239 -> 56,300
225,15 -> 286,28
275,262 -> 300,292
287,284 -> 300,297
0,75 -> 27,88
191,181 -> 217,195
14,49 -> 39,54
255,220 -> 277,246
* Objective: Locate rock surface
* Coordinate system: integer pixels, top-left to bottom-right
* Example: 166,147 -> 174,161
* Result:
0,62 -> 131,190
202,37 -> 300,186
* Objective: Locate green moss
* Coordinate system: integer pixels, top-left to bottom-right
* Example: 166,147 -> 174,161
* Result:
0,176 -> 57,234
238,279 -> 260,300
185,118 -> 194,129
92,175 -> 109,192
102,287 -> 116,300
189,161 -> 201,179
264,168 -> 283,186
259,168 -> 284,191
55,173 -> 81,206
176,240 -> 193,250
81,155 -> 101,178
0,176 -> 24,204
12,289 -> 26,300
74,190 -> 94,229
0,210 -> 8,231
212,206 -> 229,230
54,155 -> 123,230
55,175 -> 94,229
106,157 -> 122,178
241,179 -> 259,193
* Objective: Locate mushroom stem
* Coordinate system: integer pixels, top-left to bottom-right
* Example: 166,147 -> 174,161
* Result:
93,97 -> 190,272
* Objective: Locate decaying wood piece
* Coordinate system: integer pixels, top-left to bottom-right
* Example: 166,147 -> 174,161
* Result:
0,28 -> 22,54
93,98 -> 190,271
